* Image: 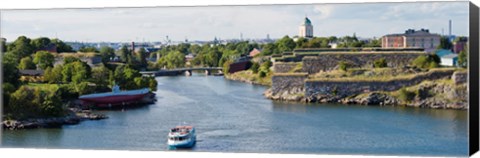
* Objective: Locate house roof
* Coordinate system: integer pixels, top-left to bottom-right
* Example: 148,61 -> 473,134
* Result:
435,49 -> 455,57
19,69 -> 44,76
249,48 -> 261,57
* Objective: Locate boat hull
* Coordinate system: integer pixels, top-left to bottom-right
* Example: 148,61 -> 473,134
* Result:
80,94 -> 147,104
168,136 -> 196,148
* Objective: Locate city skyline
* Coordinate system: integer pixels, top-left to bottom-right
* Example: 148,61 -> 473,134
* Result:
0,1 -> 469,43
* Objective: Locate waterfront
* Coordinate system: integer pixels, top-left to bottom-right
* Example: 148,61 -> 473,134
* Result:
1,73 -> 468,156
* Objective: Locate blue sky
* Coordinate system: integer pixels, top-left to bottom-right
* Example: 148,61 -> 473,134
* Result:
0,1 -> 469,42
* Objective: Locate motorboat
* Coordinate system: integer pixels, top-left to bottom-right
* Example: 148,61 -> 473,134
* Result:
168,126 -> 196,148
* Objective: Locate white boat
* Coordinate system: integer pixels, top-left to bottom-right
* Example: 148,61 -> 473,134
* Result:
168,126 -> 196,148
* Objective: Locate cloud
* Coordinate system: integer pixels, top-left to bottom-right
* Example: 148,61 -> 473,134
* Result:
0,2 -> 469,42
312,5 -> 335,19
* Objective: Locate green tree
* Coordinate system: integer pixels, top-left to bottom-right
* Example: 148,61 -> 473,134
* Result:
250,62 -> 260,73
222,60 -> 233,74
30,37 -> 52,51
2,52 -> 21,88
33,51 -> 55,70
295,37 -> 308,48
261,43 -> 278,55
458,47 -> 468,68
63,56 -> 81,64
113,65 -> 142,90
8,86 -> 64,119
136,48 -> 147,67
18,56 -> 36,70
118,45 -> 131,62
158,51 -> 185,69
51,38 -> 73,52
8,36 -> 34,58
91,65 -> 112,87
62,61 -> 91,83
276,36 -> 296,53
437,36 -> 453,50
99,46 -> 115,63
43,65 -> 63,84
78,46 -> 98,53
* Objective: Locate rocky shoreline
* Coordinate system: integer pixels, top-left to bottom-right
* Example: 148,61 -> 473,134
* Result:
2,108 -> 108,130
264,81 -> 468,110
2,92 -> 158,130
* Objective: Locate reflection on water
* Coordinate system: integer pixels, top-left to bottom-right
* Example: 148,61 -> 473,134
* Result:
1,73 -> 469,156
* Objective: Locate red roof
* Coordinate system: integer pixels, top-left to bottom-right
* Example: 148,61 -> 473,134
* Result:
249,48 -> 261,57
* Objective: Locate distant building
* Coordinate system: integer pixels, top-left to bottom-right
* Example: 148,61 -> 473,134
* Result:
452,37 -> 468,54
38,43 -> 57,53
54,55 -> 102,67
249,48 -> 262,57
381,29 -> 441,52
299,17 -> 313,38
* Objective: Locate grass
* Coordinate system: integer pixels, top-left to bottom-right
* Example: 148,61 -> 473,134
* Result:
288,62 -> 303,73
227,70 -> 273,86
26,83 -> 60,92
55,52 -> 99,58
307,68 -> 456,82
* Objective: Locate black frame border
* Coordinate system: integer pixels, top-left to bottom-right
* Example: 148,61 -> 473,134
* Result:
469,1 -> 479,156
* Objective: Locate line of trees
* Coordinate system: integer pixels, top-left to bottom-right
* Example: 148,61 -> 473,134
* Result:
149,35 -> 381,71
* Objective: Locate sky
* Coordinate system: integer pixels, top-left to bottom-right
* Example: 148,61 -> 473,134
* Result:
0,1 -> 470,43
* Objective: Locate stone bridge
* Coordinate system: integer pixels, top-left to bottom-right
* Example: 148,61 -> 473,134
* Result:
140,67 -> 223,77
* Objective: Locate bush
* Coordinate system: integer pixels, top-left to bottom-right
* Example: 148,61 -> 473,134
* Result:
258,70 -> 267,78
338,61 -> 348,71
412,55 -> 439,69
398,87 -> 415,102
250,62 -> 260,73
222,60 -> 233,74
8,86 -> 65,119
373,58 -> 387,68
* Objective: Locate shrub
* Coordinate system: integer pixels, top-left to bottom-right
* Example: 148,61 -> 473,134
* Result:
398,87 -> 415,102
222,60 -> 233,74
338,61 -> 348,71
373,58 -> 387,68
259,70 -> 267,78
412,55 -> 440,69
250,62 -> 260,73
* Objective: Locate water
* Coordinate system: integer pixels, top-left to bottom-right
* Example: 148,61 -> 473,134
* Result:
1,73 -> 468,156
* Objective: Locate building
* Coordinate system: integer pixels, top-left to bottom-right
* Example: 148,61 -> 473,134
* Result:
38,43 -> 57,53
249,48 -> 261,57
436,49 -> 458,66
452,37 -> 468,54
299,17 -> 313,38
381,29 -> 441,52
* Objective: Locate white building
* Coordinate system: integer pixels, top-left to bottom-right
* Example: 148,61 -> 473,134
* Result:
440,54 -> 458,67
299,17 -> 313,38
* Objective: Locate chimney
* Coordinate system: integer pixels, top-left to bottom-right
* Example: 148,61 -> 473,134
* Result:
449,20 -> 452,37
131,42 -> 135,54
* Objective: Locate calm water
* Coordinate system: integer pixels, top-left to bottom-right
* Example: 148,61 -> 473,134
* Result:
1,73 -> 468,156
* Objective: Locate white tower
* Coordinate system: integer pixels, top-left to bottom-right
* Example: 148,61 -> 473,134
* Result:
299,17 -> 313,38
